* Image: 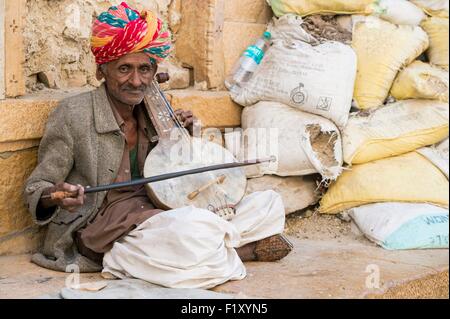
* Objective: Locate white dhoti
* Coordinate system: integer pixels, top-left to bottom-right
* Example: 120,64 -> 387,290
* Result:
102,190 -> 285,289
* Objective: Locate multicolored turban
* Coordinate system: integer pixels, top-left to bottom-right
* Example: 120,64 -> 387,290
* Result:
90,2 -> 172,65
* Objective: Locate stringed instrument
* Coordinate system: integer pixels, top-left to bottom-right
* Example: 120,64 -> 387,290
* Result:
142,77 -> 248,220
43,74 -> 276,220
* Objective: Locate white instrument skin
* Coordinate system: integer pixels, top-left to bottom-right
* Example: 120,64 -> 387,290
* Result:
143,80 -> 247,220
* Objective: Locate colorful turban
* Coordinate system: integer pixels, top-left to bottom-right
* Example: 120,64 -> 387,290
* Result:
90,2 -> 172,65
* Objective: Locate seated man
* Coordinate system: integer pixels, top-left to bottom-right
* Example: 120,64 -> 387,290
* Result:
23,2 -> 292,285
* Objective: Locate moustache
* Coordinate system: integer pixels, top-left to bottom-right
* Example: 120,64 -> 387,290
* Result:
122,85 -> 147,93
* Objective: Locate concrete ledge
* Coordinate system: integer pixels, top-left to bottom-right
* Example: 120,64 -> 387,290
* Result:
0,87 -> 93,143
167,90 -> 243,129
0,99 -> 59,143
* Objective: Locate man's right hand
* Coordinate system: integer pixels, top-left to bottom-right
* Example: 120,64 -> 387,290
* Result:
40,182 -> 86,212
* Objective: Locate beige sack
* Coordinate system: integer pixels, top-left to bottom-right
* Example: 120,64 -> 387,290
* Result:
268,0 -> 426,25
411,0 -> 449,18
421,17 -> 449,71
320,152 -> 449,214
417,137 -> 449,178
267,0 -> 373,17
246,175 -> 319,215
371,0 -> 426,26
225,101 -> 343,180
437,137 -> 449,158
343,99 -> 449,164
417,144 -> 449,179
391,61 -> 449,102
231,15 -> 357,128
352,16 -> 429,109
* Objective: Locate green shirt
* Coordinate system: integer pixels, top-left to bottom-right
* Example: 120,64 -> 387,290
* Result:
129,145 -> 141,180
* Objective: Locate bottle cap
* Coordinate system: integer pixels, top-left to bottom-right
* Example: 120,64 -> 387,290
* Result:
263,31 -> 272,40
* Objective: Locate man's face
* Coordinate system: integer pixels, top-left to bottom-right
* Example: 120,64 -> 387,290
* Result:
100,52 -> 157,106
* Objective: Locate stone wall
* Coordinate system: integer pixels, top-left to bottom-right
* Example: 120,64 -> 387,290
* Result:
0,0 -> 271,256
24,0 -> 174,92
0,0 -> 178,255
0,0 -> 5,99
0,90 -> 91,255
0,98 -> 58,255
174,0 -> 272,89
22,0 -> 272,92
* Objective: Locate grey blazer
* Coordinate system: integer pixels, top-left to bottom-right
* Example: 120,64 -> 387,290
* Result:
23,84 -> 153,273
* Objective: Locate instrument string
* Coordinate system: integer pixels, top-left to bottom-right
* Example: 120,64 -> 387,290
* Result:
151,80 -> 189,142
156,83 -> 191,141
152,80 -> 233,216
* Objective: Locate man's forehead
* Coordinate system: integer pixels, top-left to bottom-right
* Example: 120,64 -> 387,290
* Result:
111,53 -> 154,66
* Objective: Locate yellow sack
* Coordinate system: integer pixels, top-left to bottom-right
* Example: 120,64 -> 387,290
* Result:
352,16 -> 429,109
391,61 -> 449,102
267,0 -> 373,17
320,152 -> 449,214
421,17 -> 449,71
411,0 -> 449,18
343,100 -> 449,165
370,0 -> 426,26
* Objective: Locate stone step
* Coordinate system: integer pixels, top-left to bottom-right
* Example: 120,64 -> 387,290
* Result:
166,89 -> 242,130
246,175 -> 320,215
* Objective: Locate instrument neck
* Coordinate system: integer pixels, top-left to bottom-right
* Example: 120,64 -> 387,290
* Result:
143,80 -> 188,140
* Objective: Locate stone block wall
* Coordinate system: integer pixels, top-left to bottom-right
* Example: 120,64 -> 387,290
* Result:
0,98 -> 59,254
0,85 -> 95,255
0,0 -> 270,256
0,1 -> 188,255
174,0 -> 272,89
24,0 -> 174,92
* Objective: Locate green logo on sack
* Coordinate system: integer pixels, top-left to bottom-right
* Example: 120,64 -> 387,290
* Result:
244,45 -> 265,65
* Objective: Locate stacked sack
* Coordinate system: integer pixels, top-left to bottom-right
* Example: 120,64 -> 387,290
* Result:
226,0 -> 449,249
224,14 -> 356,215
306,0 -> 448,250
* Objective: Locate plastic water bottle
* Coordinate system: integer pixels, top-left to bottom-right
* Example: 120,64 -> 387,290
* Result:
225,31 -> 272,94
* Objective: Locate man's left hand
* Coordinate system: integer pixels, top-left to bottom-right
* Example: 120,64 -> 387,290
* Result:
174,109 -> 198,136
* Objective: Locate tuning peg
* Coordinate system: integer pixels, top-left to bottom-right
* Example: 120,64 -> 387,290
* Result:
156,73 -> 170,84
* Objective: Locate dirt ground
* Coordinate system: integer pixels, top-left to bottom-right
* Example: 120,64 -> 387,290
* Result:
285,208 -> 363,242
0,211 -> 447,299
285,210 -> 449,299
368,271 -> 449,299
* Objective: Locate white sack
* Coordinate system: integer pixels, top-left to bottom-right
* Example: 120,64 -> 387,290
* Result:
225,101 -> 343,180
411,0 -> 449,17
349,202 -> 449,250
436,137 -> 449,158
231,14 -> 357,128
